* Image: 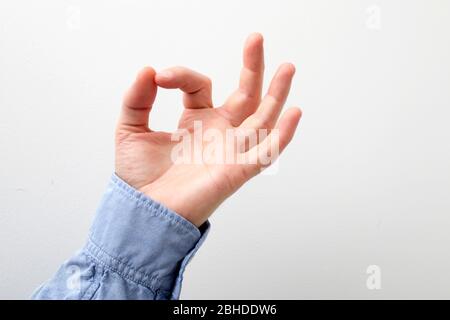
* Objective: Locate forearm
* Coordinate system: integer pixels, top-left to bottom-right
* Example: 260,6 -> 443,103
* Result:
32,174 -> 209,300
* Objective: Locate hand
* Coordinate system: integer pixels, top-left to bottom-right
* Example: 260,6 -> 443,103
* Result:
115,33 -> 302,227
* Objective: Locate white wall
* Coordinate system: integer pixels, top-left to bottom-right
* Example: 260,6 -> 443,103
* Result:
1,0 -> 450,299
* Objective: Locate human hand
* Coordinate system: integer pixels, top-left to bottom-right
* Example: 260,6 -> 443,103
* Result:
115,33 -> 302,227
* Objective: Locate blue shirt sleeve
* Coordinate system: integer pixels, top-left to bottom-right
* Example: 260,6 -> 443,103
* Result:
31,174 -> 210,300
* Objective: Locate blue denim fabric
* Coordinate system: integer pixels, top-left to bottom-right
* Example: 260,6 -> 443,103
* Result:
32,174 -> 210,300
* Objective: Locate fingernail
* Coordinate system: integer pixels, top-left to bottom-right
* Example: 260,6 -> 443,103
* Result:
157,70 -> 173,79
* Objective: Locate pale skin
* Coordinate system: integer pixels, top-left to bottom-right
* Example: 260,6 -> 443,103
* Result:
115,33 -> 302,227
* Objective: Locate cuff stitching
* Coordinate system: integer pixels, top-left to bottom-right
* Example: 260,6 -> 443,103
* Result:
84,237 -> 171,297
110,174 -> 200,240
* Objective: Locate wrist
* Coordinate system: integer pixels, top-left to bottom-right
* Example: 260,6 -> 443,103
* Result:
140,184 -> 222,228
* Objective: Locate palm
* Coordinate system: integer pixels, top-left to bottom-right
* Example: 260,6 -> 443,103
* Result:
117,107 -> 250,221
115,34 -> 301,226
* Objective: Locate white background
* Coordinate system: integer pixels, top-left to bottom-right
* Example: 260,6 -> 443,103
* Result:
1,0 -> 450,299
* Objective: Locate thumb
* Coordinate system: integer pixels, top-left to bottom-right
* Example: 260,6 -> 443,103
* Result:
118,67 -> 157,133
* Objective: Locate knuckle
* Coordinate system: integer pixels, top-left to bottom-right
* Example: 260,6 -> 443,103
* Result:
204,76 -> 212,88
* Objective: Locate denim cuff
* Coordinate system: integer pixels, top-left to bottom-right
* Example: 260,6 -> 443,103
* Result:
85,174 -> 210,299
